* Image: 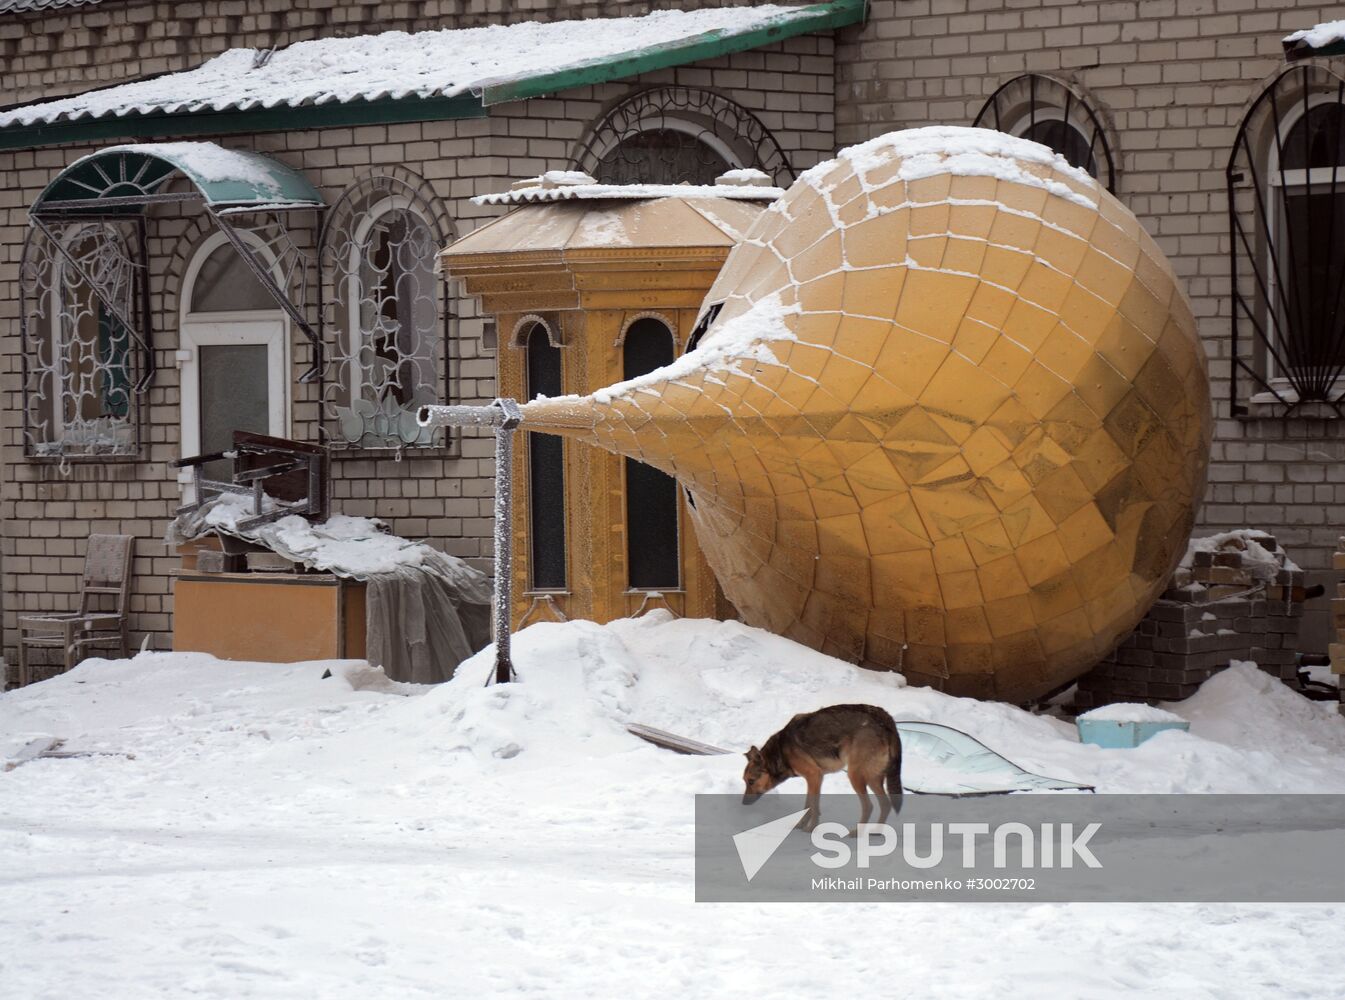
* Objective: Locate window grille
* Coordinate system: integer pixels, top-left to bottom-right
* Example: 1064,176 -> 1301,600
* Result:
973,74 -> 1116,192
319,173 -> 454,447
20,220 -> 144,458
1228,65 -> 1345,411
572,86 -> 795,186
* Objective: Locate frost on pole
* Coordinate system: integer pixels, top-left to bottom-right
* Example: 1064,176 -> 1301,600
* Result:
509,127 -> 1212,703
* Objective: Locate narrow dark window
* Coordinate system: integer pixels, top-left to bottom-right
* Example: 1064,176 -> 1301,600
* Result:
525,323 -> 566,590
623,318 -> 680,589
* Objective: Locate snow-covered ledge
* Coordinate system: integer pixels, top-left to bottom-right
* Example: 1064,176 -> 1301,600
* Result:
1284,20 -> 1345,60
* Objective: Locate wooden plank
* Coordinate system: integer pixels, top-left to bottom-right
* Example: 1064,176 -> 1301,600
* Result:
626,723 -> 730,756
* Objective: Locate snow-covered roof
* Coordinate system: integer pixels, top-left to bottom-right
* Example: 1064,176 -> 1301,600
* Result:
0,0 -> 101,13
1284,20 -> 1345,60
0,1 -> 861,133
474,182 -> 784,207
442,195 -> 769,262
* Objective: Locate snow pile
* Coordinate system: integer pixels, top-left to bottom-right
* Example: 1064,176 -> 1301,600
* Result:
0,4 -> 827,127
1077,703 -> 1186,724
800,125 -> 1100,210
715,167 -> 774,186
1284,20 -> 1345,49
3,618 -> 1345,996
401,614 -> 1345,795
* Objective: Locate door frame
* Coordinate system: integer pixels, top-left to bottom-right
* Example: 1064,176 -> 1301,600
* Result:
178,231 -> 290,485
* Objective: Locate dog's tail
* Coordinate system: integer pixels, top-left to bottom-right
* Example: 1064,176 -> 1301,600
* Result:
885,733 -> 904,817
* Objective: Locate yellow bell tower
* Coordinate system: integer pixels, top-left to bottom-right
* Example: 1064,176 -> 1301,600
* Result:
439,173 -> 777,628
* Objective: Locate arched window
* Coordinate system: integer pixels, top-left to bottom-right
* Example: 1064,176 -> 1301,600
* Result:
525,322 -> 567,591
622,318 -> 680,590
973,75 -> 1116,192
21,221 -> 141,457
572,86 -> 795,186
320,174 -> 452,448
1228,66 -> 1345,407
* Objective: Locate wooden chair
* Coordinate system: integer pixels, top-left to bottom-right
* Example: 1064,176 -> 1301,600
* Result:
17,534 -> 134,686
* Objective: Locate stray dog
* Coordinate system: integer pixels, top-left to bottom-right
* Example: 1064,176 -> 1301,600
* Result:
742,704 -> 903,833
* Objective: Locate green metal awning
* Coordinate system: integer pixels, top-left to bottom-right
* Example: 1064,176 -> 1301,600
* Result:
34,142 -> 324,213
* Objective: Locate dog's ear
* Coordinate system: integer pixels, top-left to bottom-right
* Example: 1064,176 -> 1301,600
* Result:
746,745 -> 760,759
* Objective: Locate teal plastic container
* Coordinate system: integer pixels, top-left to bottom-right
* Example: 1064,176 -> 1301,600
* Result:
1075,718 -> 1190,748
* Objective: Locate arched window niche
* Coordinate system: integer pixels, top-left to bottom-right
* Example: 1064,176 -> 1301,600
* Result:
621,316 -> 680,591
973,74 -> 1117,192
1228,65 -> 1345,409
524,321 -> 568,592
572,86 -> 795,186
320,173 -> 452,448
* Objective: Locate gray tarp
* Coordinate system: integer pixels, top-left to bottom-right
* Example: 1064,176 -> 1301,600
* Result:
169,499 -> 492,683
363,562 -> 491,684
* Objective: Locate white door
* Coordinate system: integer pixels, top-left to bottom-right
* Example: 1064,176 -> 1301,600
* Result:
178,232 -> 290,491
178,315 -> 288,486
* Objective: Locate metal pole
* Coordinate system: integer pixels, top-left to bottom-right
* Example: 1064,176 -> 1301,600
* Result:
493,421 -> 515,684
419,398 -> 522,685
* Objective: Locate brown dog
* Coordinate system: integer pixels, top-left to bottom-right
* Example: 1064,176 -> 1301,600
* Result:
743,704 -> 903,833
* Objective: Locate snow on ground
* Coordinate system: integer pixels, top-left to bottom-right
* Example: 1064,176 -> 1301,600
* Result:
2,613 -> 1344,998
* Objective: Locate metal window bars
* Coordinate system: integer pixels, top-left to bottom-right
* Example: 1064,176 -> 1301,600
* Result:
973,74 -> 1117,193
318,172 -> 455,448
1227,65 -> 1345,413
571,86 -> 796,186
19,148 -> 324,459
20,219 -> 146,458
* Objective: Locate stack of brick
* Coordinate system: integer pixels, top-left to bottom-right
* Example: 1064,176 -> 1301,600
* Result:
1333,539 -> 1345,718
1075,532 -> 1305,710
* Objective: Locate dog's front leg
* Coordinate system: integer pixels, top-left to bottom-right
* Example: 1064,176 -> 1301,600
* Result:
797,769 -> 823,832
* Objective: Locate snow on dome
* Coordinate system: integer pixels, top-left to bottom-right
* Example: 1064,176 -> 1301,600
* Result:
590,291 -> 800,405
0,5 -> 834,128
799,125 -> 1100,210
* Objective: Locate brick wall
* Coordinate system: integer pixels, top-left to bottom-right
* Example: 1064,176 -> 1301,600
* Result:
836,0 -> 1345,651
0,26 -> 834,670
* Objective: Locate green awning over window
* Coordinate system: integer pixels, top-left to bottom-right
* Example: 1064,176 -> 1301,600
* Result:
34,142 -> 324,212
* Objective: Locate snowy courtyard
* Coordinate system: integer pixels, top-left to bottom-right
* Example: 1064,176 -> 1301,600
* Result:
3,613 -> 1344,999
